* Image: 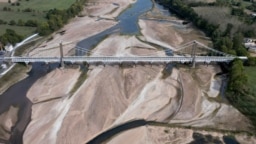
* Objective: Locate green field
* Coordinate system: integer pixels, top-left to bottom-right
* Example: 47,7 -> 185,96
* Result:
0,0 -> 77,11
0,0 -> 77,36
245,66 -> 256,95
0,25 -> 36,37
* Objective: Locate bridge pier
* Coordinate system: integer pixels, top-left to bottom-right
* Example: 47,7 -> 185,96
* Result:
25,61 -> 29,67
192,59 -> 196,68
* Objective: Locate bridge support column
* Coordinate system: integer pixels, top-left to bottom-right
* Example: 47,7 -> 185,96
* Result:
192,58 -> 196,68
191,41 -> 197,68
59,42 -> 65,69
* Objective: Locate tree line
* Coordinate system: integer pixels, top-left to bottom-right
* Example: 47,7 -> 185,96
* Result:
37,0 -> 84,36
156,0 -> 256,130
0,19 -> 39,27
0,29 -> 23,46
0,0 -> 86,45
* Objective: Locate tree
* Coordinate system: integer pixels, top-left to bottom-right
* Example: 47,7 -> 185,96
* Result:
245,57 -> 256,66
17,19 -> 24,26
228,59 -> 248,95
0,19 -> 5,25
25,20 -> 38,27
37,22 -> 51,35
233,33 -> 244,50
223,23 -> 233,37
8,20 -> 16,25
3,7 -> 8,11
0,29 -> 23,45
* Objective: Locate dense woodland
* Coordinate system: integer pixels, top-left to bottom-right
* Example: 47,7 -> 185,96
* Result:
157,0 -> 256,131
37,1 -> 84,36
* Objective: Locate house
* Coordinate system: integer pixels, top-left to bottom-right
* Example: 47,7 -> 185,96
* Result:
244,38 -> 256,53
4,43 -> 14,52
251,13 -> 256,17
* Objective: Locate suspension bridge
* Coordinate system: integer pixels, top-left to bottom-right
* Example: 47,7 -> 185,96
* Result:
0,41 -> 247,67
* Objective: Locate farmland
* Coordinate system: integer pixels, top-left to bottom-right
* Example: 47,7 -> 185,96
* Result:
0,0 -> 77,36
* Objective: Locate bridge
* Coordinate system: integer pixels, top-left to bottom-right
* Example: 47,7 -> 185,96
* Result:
1,56 -> 247,64
0,41 -> 248,67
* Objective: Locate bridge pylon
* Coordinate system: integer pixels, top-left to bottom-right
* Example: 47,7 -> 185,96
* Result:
59,42 -> 65,68
191,41 -> 197,68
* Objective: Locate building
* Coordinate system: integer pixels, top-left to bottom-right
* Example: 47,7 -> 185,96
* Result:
244,38 -> 256,53
4,43 -> 14,52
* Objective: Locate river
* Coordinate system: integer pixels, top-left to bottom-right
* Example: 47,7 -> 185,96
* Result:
0,63 -> 59,143
0,0 -> 173,143
76,0 -> 153,56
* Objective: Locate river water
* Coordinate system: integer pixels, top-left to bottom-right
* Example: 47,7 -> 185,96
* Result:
0,63 -> 59,143
76,0 -> 153,56
0,0 -> 171,143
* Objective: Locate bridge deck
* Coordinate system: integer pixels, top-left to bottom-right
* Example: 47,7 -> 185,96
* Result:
0,56 -> 247,63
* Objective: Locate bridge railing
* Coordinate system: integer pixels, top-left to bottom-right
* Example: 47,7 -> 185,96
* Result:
0,56 -> 247,63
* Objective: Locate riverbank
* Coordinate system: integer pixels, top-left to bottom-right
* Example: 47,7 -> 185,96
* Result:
106,124 -> 256,144
2,0 -> 255,143
0,64 -> 30,95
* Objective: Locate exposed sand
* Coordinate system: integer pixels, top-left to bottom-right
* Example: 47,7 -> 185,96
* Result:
26,68 -> 81,103
24,35 -> 181,143
55,36 -> 180,143
107,126 -> 256,144
22,0 -> 256,143
28,17 -> 116,57
28,0 -> 136,57
85,0 -> 136,19
139,19 -> 211,49
0,106 -> 18,141
23,68 -> 81,144
171,65 -> 252,131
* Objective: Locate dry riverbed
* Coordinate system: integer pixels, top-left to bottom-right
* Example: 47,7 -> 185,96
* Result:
1,0 -> 255,143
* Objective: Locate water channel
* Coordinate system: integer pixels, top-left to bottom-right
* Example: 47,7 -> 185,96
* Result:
76,0 -> 153,55
0,0 -> 173,143
0,63 -> 59,143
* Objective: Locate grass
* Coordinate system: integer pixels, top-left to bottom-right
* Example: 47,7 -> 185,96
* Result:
193,6 -> 256,34
14,36 -> 44,56
245,66 -> 256,96
0,25 -> 36,36
0,64 -> 30,94
148,121 -> 255,136
226,66 -> 256,130
0,0 -> 77,36
0,0 -> 77,12
69,65 -> 88,96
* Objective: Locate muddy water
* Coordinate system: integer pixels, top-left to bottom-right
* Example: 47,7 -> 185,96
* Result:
0,63 -> 59,143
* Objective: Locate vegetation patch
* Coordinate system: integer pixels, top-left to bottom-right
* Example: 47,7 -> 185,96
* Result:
0,0 -> 85,40
148,121 -> 255,135
244,66 -> 256,95
0,64 -> 30,94
156,0 -> 256,132
189,132 -> 222,144
69,64 -> 88,96
226,59 -> 256,131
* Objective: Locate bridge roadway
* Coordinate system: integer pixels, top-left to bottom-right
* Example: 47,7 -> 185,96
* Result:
0,56 -> 248,64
